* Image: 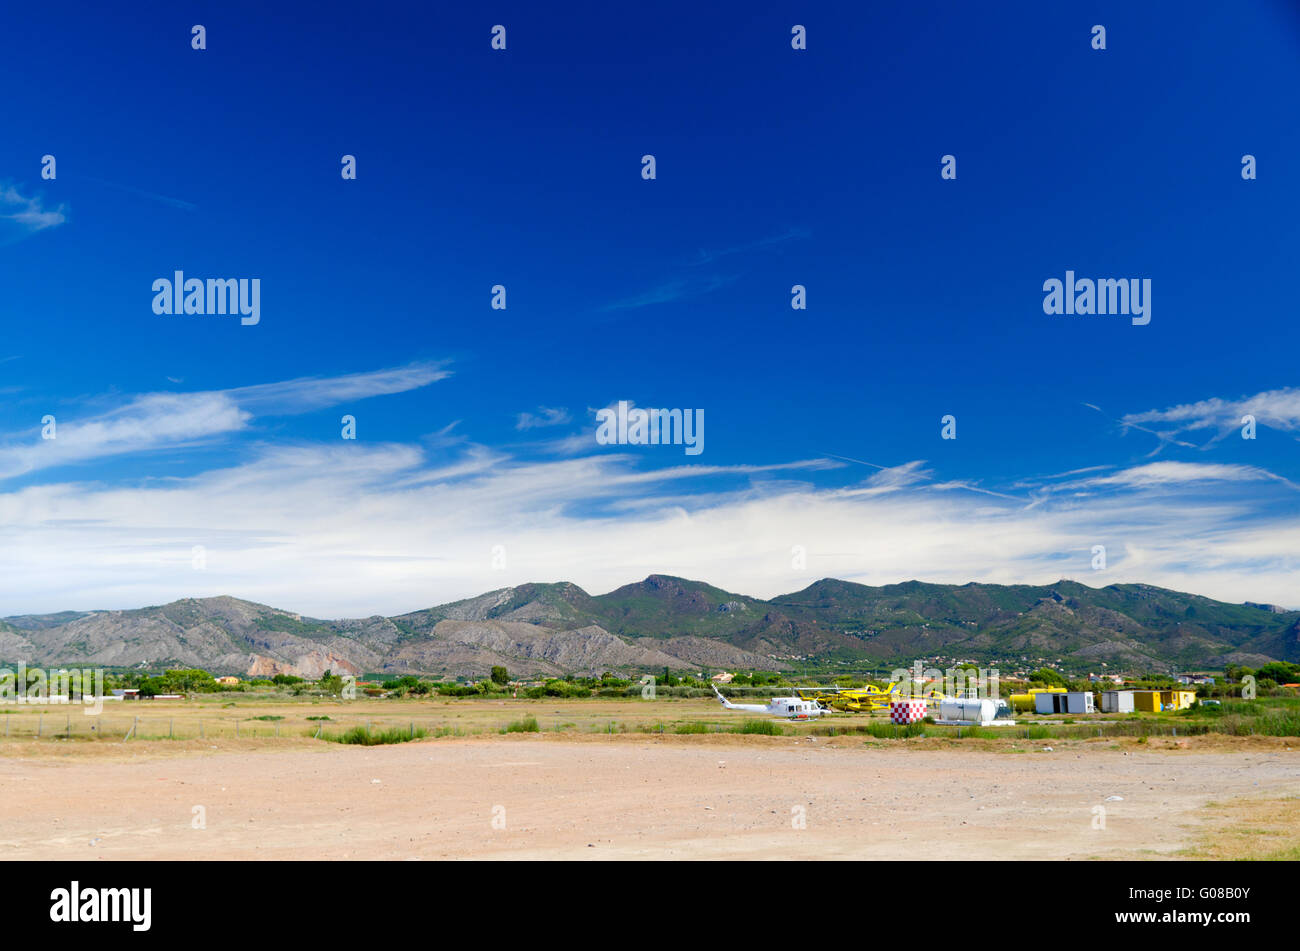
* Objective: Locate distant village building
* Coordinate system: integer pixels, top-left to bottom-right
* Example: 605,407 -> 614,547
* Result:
711,672 -> 734,684
216,676 -> 240,686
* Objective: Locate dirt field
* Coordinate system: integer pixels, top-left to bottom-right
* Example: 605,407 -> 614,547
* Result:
2,733 -> 1298,860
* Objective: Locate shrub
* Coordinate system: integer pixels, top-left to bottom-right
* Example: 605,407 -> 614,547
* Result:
503,716 -> 540,734
862,721 -> 927,739
736,719 -> 784,736
329,725 -> 427,745
674,721 -> 710,734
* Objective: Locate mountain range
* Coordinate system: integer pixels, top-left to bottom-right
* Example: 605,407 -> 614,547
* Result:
2,575 -> 1296,679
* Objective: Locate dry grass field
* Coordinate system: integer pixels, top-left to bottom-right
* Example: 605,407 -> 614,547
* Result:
0,695 -> 773,742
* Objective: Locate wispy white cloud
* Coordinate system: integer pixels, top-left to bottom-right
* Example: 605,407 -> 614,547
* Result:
601,273 -> 738,313
1,438 -> 1296,617
1082,401 -> 1197,456
83,175 -> 196,212
3,375 -> 1298,616
0,184 -> 66,239
1122,388 -> 1300,443
688,227 -> 811,266
0,392 -> 249,479
1072,461 -> 1293,490
0,362 -> 450,479
822,453 -> 1026,502
227,361 -> 450,414
515,406 -> 571,430
603,229 -> 806,312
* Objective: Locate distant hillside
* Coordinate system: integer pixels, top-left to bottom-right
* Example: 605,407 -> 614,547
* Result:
2,575 -> 1296,678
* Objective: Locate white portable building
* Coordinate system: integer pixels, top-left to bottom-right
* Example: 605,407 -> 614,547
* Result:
1034,692 -> 1063,714
1034,691 -> 1096,714
1101,690 -> 1135,713
1064,691 -> 1095,714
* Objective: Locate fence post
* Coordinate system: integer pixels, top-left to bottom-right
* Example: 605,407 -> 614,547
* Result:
275,721 -> 280,737
169,718 -> 174,739
409,721 -> 413,738
200,720 -> 204,739
314,721 -> 323,739
66,715 -> 71,740
235,720 -> 239,738
37,714 -> 43,738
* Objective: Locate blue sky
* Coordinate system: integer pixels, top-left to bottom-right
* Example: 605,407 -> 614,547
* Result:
2,1 -> 1298,616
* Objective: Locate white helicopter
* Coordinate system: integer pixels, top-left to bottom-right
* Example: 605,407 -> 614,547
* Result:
711,684 -> 828,720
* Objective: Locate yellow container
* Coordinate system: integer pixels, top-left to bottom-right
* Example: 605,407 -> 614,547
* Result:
1011,686 -> 1066,711
1132,691 -> 1161,712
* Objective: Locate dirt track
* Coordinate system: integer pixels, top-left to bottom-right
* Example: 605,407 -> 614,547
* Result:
1,735 -> 1297,860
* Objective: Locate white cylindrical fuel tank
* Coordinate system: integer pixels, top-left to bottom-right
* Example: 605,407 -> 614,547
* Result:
939,698 -> 996,722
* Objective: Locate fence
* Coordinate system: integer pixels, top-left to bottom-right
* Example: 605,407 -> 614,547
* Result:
0,712 -> 451,743
1,708 -> 1293,742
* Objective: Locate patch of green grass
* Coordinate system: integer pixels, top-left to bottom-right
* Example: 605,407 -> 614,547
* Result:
249,715 -> 284,721
861,721 -> 927,739
1218,711 -> 1300,737
735,718 -> 784,735
1250,844 -> 1300,861
328,725 -> 427,745
674,721 -> 710,734
1017,725 -> 1054,740
503,716 -> 540,734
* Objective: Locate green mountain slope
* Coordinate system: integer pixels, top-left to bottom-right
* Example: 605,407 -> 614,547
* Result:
3,576 -> 1296,676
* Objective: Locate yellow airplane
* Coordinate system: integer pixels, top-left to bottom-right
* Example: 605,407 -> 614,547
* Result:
797,682 -> 949,712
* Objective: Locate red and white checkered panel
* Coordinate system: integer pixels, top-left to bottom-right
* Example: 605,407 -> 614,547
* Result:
890,699 -> 928,724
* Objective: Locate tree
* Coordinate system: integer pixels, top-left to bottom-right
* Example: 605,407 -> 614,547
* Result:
1255,662 -> 1298,684
166,668 -> 216,693
317,670 -> 344,695
137,676 -> 169,698
490,666 -> 509,686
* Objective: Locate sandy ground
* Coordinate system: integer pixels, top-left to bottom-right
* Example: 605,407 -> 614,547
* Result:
1,735 -> 1297,860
